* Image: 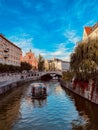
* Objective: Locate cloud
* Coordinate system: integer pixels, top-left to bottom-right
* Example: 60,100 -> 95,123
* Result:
83,20 -> 96,26
41,43 -> 71,61
64,30 -> 81,44
8,35 -> 47,57
9,35 -> 33,55
1,0 -> 98,63
9,35 -> 71,61
73,0 -> 95,19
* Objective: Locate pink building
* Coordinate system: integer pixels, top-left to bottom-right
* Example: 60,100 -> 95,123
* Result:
22,50 -> 38,70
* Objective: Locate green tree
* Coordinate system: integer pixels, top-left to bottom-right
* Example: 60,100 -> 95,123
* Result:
21,62 -> 32,72
62,71 -> 74,81
38,54 -> 45,71
0,63 -> 20,72
70,40 -> 98,81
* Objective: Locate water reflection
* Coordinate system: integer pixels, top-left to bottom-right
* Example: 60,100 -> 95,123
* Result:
0,86 -> 26,130
25,96 -> 47,108
0,81 -> 98,130
32,99 -> 47,108
63,87 -> 98,130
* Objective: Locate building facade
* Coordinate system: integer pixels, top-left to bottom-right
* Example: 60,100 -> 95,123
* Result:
45,58 -> 70,72
53,58 -> 70,71
0,34 -> 22,66
22,50 -> 38,70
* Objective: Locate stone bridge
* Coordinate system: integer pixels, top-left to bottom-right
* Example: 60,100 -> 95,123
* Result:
34,71 -> 62,80
0,71 -> 62,84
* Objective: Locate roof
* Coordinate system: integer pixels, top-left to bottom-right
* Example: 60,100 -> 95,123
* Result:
84,22 -> 98,36
0,34 -> 21,50
31,83 -> 46,88
84,27 -> 92,35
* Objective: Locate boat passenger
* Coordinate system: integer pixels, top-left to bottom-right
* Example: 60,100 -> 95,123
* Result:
43,87 -> 46,95
32,87 -> 35,94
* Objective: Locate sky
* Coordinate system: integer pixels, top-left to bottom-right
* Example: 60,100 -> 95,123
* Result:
0,0 -> 98,61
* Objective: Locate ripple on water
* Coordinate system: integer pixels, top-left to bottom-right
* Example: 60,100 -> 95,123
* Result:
0,81 -> 95,130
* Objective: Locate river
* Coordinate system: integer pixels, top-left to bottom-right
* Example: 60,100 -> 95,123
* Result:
0,81 -> 98,130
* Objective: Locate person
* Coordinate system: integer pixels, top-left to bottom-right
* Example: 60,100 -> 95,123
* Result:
32,87 -> 35,95
43,87 -> 46,95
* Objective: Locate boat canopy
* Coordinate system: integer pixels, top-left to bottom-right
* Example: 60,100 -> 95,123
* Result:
30,83 -> 46,89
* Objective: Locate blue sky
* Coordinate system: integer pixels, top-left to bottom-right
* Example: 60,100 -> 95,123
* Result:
0,0 -> 98,60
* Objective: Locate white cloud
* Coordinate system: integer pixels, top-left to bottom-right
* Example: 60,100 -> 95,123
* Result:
9,36 -> 71,61
74,0 -> 92,18
9,35 -> 33,55
83,20 -> 95,26
41,43 -> 71,61
64,30 -> 81,44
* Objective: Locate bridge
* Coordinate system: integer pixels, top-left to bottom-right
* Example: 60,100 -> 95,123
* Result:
0,71 -> 62,84
39,71 -> 62,80
25,71 -> 62,80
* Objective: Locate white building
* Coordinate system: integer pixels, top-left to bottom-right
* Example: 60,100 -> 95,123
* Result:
62,61 -> 70,72
45,58 -> 70,72
53,58 -> 70,72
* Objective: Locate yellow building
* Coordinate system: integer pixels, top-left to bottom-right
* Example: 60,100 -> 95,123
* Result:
0,34 -> 22,66
83,22 -> 98,42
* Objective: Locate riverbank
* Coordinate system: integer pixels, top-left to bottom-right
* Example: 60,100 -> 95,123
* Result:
60,79 -> 98,105
0,77 -> 39,95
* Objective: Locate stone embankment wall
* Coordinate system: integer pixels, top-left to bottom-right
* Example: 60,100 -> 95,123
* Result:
0,73 -> 40,95
60,79 -> 98,105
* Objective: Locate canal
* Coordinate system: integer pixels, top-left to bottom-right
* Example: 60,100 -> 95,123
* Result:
0,81 -> 98,130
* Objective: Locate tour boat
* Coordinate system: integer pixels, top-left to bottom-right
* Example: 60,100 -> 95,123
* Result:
31,83 -> 47,99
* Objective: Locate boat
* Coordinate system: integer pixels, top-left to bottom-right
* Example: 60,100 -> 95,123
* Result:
30,83 -> 47,99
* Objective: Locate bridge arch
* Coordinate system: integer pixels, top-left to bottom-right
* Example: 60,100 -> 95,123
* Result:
40,71 -> 62,80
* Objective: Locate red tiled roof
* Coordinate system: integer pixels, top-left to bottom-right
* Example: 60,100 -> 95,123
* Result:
84,27 -> 92,35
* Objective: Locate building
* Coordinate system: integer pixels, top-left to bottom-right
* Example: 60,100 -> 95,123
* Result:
53,58 -> 70,71
22,50 -> 38,69
44,59 -> 50,71
44,58 -> 70,72
0,34 -> 22,66
83,22 -> 98,42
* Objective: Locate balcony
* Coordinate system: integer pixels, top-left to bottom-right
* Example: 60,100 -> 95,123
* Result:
4,48 -> 9,52
4,54 -> 9,58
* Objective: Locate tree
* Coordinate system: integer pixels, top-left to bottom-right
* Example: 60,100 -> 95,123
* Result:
0,63 -> 20,73
38,54 -> 45,71
70,40 -> 98,81
21,62 -> 32,71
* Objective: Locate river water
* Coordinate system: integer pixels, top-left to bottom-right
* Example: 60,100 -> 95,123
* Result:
0,81 -> 98,130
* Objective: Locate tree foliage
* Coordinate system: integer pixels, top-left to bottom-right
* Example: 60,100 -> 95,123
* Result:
62,71 -> 74,81
21,62 -> 32,71
0,63 -> 20,72
38,54 -> 45,71
70,40 -> 98,81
